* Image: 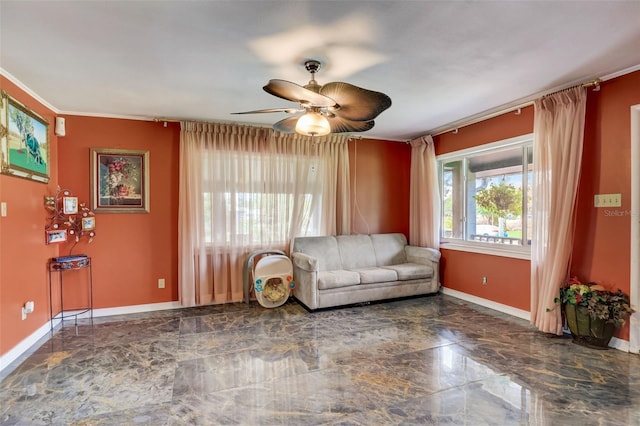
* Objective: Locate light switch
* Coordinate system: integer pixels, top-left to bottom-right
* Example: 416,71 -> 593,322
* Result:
594,193 -> 622,208
1,202 -> 6,217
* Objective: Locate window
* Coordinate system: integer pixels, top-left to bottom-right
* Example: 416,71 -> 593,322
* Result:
202,151 -> 323,246
203,191 -> 320,245
438,134 -> 533,258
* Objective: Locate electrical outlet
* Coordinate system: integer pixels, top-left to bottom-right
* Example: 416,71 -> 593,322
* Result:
158,278 -> 165,289
21,301 -> 34,320
482,276 -> 487,285
1,202 -> 6,217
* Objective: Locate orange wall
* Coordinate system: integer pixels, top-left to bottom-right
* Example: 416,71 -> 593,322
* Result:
57,116 -> 180,309
435,105 -> 535,311
349,138 -> 410,236
441,251 -> 531,310
436,105 -> 535,155
0,76 -> 61,354
572,71 -> 640,339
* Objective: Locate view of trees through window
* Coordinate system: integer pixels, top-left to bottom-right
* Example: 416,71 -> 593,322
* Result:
440,136 -> 533,247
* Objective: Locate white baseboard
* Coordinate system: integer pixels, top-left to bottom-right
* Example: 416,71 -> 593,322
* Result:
440,287 -> 531,321
608,336 -> 630,352
91,301 -> 182,318
441,287 -> 631,352
0,301 -> 182,378
0,321 -> 53,376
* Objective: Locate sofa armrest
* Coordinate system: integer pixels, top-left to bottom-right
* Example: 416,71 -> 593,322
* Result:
291,252 -> 320,310
291,252 -> 319,272
405,246 -> 441,264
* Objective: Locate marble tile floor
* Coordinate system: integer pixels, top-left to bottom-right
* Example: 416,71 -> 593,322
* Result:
1,294 -> 640,425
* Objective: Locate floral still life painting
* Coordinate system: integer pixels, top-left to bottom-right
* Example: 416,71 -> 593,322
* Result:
90,148 -> 149,213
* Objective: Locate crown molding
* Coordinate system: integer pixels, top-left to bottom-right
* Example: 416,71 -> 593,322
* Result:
0,67 -> 60,113
601,63 -> 640,82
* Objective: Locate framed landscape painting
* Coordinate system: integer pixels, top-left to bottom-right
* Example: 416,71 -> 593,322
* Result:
90,148 -> 150,213
0,91 -> 50,183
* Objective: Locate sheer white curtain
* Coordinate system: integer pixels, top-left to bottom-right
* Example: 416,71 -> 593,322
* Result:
530,87 -> 587,334
409,135 -> 441,248
178,122 -> 350,306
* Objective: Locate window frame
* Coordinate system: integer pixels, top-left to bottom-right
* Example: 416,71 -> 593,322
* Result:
437,133 -> 534,260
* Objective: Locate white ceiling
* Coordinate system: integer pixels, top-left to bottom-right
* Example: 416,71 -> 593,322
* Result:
1,1 -> 639,141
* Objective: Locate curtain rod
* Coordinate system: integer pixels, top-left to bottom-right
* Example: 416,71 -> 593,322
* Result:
153,117 -> 180,123
152,117 -> 275,131
154,117 -> 363,140
543,78 -> 601,98
430,78 -> 601,137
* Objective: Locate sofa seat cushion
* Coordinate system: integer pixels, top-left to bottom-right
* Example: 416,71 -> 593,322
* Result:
352,267 -> 398,284
317,270 -> 361,290
382,263 -> 434,281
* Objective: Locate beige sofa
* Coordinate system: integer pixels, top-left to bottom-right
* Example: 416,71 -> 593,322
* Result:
291,233 -> 440,310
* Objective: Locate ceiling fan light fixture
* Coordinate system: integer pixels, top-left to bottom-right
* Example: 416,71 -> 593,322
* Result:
295,111 -> 331,137
237,59 -> 390,135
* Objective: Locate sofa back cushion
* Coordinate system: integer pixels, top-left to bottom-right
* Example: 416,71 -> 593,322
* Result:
293,236 -> 342,271
336,235 -> 377,270
371,233 -> 408,266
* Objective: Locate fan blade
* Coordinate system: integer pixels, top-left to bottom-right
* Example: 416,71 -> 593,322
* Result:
327,116 -> 375,133
232,108 -> 302,115
272,115 -> 302,133
320,82 -> 391,121
264,79 -> 336,107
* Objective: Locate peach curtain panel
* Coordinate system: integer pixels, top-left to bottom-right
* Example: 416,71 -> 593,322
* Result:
409,135 -> 441,248
530,87 -> 587,334
178,122 -> 350,306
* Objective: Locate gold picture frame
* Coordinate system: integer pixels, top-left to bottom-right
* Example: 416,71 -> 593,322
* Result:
90,148 -> 150,213
0,91 -> 50,183
81,216 -> 96,231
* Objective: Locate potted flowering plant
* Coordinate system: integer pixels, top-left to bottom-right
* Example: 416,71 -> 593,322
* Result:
554,277 -> 633,349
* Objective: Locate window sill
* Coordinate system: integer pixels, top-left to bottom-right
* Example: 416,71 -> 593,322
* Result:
439,239 -> 531,260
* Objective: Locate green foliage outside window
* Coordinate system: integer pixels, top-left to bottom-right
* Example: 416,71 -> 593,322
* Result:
474,182 -> 522,226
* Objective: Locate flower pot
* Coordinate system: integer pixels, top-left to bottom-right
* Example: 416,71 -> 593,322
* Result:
564,304 -> 616,350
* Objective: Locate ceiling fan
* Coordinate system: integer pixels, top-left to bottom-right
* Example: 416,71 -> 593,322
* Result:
233,60 -> 392,136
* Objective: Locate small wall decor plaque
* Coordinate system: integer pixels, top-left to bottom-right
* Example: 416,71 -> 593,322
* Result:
46,229 -> 68,244
81,216 -> 95,231
63,196 -> 78,214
